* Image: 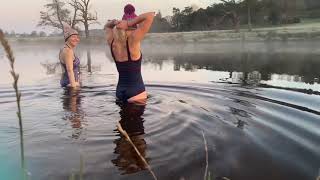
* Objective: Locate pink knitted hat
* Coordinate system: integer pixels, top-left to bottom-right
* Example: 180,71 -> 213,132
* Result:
122,4 -> 138,28
63,23 -> 79,42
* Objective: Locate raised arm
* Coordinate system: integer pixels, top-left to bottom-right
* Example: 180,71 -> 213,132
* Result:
117,12 -> 155,41
104,20 -> 119,45
131,12 -> 155,40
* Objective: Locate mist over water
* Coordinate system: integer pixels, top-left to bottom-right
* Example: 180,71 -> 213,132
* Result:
0,41 -> 319,180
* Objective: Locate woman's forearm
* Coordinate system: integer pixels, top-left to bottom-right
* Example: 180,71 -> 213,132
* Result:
105,20 -> 118,29
67,70 -> 77,87
128,12 -> 155,27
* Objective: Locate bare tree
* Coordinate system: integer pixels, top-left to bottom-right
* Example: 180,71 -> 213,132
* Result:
38,0 -> 79,33
68,0 -> 81,28
220,0 -> 241,32
69,0 -> 98,73
38,0 -> 69,33
69,0 -> 98,38
247,0 -> 252,31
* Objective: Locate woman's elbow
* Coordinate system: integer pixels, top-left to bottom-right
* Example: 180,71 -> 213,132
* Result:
147,12 -> 155,19
67,69 -> 74,73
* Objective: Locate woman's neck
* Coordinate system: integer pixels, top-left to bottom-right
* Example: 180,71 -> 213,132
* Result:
65,43 -> 74,49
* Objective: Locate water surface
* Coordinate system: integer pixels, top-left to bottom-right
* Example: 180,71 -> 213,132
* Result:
0,41 -> 319,180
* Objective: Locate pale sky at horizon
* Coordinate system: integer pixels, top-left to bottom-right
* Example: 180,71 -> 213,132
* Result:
0,0 -> 217,34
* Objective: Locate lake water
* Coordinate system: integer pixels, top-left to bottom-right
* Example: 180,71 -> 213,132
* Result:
0,41 -> 319,180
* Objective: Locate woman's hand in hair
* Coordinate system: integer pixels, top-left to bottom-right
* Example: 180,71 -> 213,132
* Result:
104,19 -> 120,30
130,12 -> 155,41
105,19 -> 120,45
116,20 -> 129,30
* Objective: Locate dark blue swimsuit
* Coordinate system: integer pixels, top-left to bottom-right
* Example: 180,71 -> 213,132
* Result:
60,47 -> 80,87
110,39 -> 145,101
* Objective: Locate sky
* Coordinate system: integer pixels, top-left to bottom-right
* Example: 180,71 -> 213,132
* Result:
0,0 -> 217,34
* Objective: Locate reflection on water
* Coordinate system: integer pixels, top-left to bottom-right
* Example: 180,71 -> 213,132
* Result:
0,42 -> 320,180
39,49 -> 320,94
1,42 -> 319,93
143,50 -> 320,93
229,71 -> 261,85
87,50 -> 92,73
40,61 -> 60,75
164,52 -> 320,83
112,102 -> 147,175
61,88 -> 85,139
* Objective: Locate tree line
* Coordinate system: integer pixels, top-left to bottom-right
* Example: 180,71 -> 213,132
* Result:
38,0 -> 98,38
150,0 -> 320,33
2,30 -> 48,38
34,0 -> 320,36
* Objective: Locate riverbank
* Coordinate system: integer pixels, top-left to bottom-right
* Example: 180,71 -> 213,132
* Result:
6,21 -> 320,44
145,21 -> 320,43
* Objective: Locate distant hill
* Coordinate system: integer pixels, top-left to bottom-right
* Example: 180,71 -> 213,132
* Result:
79,29 -> 104,37
304,0 -> 320,9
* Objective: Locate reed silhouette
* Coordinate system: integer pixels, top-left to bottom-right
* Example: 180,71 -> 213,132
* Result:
113,102 -> 157,180
0,29 -> 27,179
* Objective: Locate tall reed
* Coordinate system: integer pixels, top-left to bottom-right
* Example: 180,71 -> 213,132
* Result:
68,154 -> 84,180
0,29 -> 27,179
117,122 -> 158,180
202,130 -> 231,180
202,131 -> 208,180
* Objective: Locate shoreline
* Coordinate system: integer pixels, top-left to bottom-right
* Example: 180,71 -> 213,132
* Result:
6,24 -> 320,44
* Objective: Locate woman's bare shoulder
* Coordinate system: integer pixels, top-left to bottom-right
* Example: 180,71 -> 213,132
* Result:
62,47 -> 73,56
60,47 -> 73,61
128,34 -> 141,46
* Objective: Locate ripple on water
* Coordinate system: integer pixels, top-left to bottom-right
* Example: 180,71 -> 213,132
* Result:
0,83 -> 319,180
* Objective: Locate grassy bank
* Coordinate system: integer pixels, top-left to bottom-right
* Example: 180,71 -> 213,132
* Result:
145,21 -> 320,43
7,21 -> 320,44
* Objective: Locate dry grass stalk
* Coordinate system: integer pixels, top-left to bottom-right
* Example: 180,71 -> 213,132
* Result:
202,131 -> 209,180
79,154 -> 84,180
202,131 -> 231,180
69,173 -> 75,180
69,154 -> 84,180
0,29 -> 27,179
116,122 -> 158,180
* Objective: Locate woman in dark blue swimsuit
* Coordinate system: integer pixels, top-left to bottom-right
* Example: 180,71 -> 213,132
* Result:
105,10 -> 155,103
60,46 -> 80,87
59,24 -> 81,88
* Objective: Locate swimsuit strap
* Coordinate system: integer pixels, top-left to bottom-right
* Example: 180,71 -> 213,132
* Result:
127,38 -> 142,61
65,43 -> 71,49
126,39 -> 132,61
64,44 -> 77,58
110,39 -> 139,62
60,45 -> 77,64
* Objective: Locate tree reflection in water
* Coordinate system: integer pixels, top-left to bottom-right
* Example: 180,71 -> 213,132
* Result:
112,102 -> 148,175
61,88 -> 85,139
